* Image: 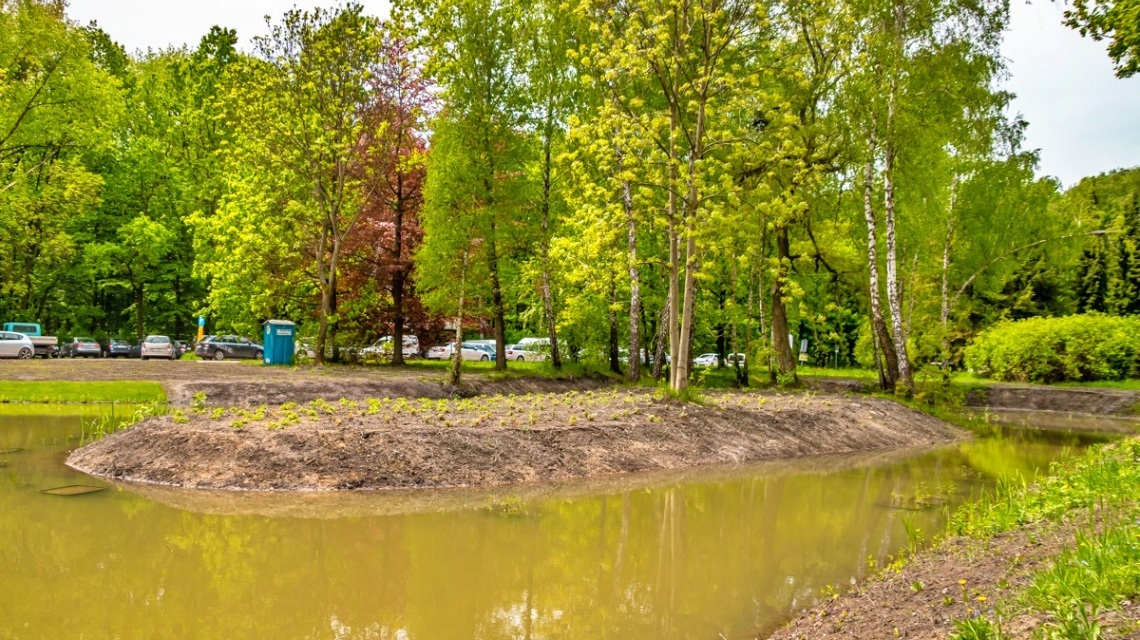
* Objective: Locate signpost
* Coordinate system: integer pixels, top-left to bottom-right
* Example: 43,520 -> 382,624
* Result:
197,315 -> 205,343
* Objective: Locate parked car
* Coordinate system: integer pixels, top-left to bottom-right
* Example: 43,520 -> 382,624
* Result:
139,335 -> 176,360
693,353 -> 718,367
103,338 -> 132,358
693,352 -> 746,367
425,343 -> 455,360
195,335 -> 263,361
505,343 -> 545,362
61,336 -> 102,358
359,335 -> 421,360
174,340 -> 190,358
0,331 -> 35,359
295,341 -> 317,359
1,322 -> 58,358
462,341 -> 496,362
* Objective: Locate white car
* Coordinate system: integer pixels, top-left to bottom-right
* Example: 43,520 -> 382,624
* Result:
505,343 -> 545,362
425,342 -> 494,361
0,331 -> 35,359
359,335 -> 420,360
426,343 -> 455,359
140,335 -> 176,360
694,352 -> 746,367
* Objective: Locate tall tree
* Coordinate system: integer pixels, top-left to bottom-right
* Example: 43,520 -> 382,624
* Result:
402,0 -> 535,370
206,5 -> 387,362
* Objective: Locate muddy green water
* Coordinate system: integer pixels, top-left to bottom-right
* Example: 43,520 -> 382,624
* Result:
0,408 -> 1111,640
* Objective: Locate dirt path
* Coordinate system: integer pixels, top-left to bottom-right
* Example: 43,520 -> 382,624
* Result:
67,391 -> 965,491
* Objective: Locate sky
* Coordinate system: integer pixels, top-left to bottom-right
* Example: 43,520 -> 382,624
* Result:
65,0 -> 1140,188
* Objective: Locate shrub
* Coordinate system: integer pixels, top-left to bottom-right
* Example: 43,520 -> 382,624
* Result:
964,314 -> 1140,383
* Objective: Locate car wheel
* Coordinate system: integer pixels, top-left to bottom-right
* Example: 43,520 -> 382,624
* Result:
516,356 -> 524,362
213,350 -> 225,361
481,354 -> 489,361
17,348 -> 32,359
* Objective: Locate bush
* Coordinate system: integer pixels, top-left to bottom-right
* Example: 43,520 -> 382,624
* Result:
964,314 -> 1140,383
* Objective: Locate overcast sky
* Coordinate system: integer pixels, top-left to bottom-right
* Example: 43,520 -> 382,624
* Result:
66,0 -> 1139,188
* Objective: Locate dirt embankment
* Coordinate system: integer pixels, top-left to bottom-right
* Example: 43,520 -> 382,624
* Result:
764,516 -> 1137,640
966,385 -> 1140,416
67,391 -> 965,491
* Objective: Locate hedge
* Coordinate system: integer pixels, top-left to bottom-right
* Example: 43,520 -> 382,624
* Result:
964,314 -> 1140,383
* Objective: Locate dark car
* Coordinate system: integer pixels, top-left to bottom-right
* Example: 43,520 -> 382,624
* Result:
61,336 -> 102,358
174,340 -> 190,358
103,338 -> 132,358
128,341 -> 143,358
194,335 -> 263,361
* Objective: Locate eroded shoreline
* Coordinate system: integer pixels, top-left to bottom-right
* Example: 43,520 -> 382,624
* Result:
67,390 -> 966,491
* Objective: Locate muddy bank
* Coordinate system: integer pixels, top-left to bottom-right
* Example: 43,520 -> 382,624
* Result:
119,446 -> 940,519
764,520 -> 1077,640
966,384 -> 1140,415
67,391 -> 964,491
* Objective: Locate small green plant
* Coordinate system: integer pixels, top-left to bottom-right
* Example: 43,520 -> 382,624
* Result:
210,407 -> 226,420
949,617 -> 1004,640
191,392 -> 207,413
171,409 -> 189,424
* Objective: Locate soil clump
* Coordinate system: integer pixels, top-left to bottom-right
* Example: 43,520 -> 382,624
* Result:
67,391 -> 964,491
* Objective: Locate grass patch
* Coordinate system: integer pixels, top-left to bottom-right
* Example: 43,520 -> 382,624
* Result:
0,381 -> 166,404
946,437 -> 1140,638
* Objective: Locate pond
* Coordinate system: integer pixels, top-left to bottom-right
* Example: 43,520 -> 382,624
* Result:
0,407 -> 1113,639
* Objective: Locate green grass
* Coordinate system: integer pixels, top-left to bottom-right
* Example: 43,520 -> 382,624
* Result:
0,381 -> 166,404
946,437 -> 1140,639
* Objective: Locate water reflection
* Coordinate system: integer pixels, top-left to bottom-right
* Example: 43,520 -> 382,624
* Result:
0,408 -> 1111,640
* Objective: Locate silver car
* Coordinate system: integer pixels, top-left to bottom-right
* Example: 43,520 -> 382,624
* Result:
140,335 -> 176,360
0,332 -> 34,359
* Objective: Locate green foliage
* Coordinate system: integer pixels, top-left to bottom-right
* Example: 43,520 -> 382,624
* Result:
947,438 -> 1140,638
964,314 -> 1140,383
1065,0 -> 1140,77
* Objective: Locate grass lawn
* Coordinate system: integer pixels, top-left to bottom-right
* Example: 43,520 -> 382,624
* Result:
0,381 -> 166,404
945,437 -> 1140,638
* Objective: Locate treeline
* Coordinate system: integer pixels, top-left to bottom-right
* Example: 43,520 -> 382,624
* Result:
1,0 -> 1138,391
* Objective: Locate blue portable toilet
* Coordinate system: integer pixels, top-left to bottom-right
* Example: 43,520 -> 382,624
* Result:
262,320 -> 296,365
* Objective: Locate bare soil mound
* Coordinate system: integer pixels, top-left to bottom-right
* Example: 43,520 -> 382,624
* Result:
966,384 -> 1140,415
67,391 -> 964,491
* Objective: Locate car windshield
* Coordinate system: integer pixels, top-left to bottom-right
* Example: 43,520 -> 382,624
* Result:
145,336 -> 169,344
75,337 -> 95,343
110,339 -> 127,345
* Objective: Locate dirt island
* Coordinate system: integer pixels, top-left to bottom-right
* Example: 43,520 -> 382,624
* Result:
67,389 -> 965,491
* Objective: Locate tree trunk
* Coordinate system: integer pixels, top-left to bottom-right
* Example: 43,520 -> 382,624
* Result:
134,283 -> 144,341
653,300 -> 669,381
539,117 -> 562,370
392,181 -> 406,366
608,273 -> 622,375
450,252 -> 469,386
770,225 -> 797,383
883,79 -> 913,394
939,177 -> 958,382
620,158 -> 641,382
862,130 -> 898,390
487,230 -> 507,371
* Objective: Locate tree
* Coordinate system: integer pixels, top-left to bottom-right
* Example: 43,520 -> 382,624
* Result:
402,0 -> 536,370
1065,0 -> 1140,77
345,35 -> 432,365
208,5 -> 387,363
